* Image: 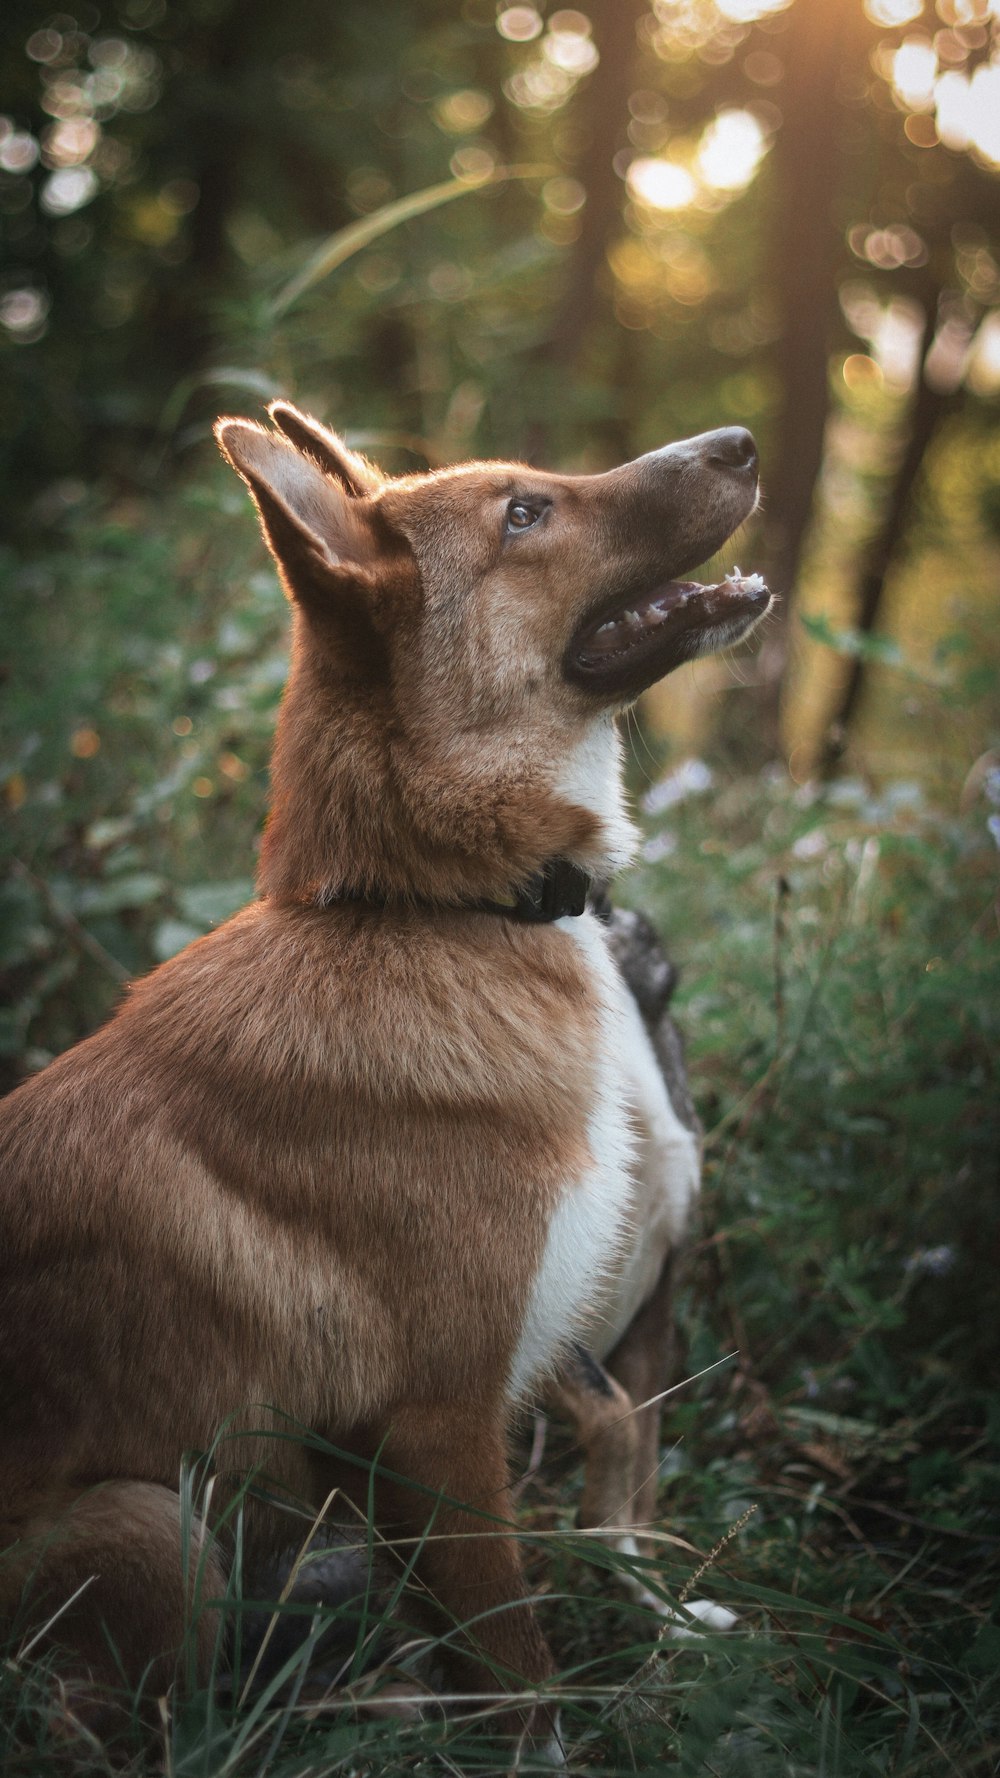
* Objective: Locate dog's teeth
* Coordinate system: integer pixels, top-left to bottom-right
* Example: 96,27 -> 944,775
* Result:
585,618 -> 628,656
724,566 -> 767,596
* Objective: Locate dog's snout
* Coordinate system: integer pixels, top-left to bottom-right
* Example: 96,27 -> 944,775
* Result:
702,427 -> 758,477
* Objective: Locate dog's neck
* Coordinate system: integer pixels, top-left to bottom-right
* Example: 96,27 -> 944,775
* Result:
257,659 -> 636,909
555,720 -> 638,879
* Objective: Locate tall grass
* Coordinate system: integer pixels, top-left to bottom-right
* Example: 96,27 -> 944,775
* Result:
2,486 -> 998,1773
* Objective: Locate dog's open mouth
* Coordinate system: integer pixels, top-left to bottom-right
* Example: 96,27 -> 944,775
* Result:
565,568 -> 771,701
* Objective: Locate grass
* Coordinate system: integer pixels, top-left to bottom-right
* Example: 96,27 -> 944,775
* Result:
2,486 -> 998,1773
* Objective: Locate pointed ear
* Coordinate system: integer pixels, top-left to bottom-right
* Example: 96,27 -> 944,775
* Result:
266,401 -> 383,497
215,416 -> 376,601
215,418 -> 391,676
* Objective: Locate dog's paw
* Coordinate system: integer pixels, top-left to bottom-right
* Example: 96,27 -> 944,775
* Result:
509,1706 -> 565,1769
537,1716 -> 566,1768
659,1597 -> 739,1639
611,1536 -> 738,1634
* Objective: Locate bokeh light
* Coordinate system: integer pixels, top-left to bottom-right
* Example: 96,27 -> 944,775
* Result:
891,37 -> 938,109
966,311 -> 1000,395
715,0 -> 792,19
0,288 -> 50,343
869,4 -> 1000,169
503,8 -> 599,114
626,102 -> 771,220
864,0 -> 924,23
41,166 -> 97,215
0,120 -> 39,172
434,90 -> 494,135
627,157 -> 698,211
695,108 -> 768,191
496,7 -> 544,43
935,61 -> 1000,162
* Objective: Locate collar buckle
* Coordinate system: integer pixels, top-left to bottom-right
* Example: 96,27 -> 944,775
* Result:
511,859 -> 591,923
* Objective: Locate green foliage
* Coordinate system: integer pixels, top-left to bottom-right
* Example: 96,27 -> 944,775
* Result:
631,768 -> 999,1387
800,612 -> 904,669
0,475 -> 280,1084
617,767 -> 1000,1772
3,613 -> 998,1769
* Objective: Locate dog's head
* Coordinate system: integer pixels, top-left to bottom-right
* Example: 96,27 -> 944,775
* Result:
216,404 -> 769,902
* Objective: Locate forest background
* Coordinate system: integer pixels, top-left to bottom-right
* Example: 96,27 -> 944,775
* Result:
1,1 -> 999,1774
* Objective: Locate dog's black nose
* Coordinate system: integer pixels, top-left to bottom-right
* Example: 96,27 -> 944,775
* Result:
703,427 -> 758,476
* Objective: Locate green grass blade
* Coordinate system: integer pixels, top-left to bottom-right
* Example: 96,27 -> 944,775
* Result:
269,163 -> 553,319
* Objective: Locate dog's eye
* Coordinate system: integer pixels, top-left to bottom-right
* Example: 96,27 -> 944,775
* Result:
506,500 -> 544,534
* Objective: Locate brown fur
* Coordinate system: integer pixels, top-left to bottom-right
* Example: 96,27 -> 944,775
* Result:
0,404 -> 762,1736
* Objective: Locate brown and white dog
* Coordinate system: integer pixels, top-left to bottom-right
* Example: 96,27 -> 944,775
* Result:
0,404 -> 767,1742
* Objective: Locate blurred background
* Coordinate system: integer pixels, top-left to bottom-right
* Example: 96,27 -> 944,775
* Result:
2,8 -> 999,1764
2,0 -> 999,774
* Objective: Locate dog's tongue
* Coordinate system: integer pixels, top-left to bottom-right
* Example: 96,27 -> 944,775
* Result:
579,571 -> 768,662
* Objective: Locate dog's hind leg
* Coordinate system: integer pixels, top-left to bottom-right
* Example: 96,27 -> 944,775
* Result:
544,1345 -> 638,1536
546,1338 -> 673,1616
605,1264 -> 738,1635
603,1249 -> 679,1552
2,1480 -> 227,1704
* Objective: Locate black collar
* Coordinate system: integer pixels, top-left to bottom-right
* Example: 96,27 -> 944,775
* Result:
479,857 -> 592,922
320,858 -> 593,924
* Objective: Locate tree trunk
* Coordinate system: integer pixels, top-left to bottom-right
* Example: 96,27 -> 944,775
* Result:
523,0 -> 647,458
816,287 -> 965,777
748,0 -> 871,761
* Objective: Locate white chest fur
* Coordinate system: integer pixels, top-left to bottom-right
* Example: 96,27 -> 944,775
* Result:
586,988 -> 701,1361
507,715 -> 702,1398
508,910 -> 637,1401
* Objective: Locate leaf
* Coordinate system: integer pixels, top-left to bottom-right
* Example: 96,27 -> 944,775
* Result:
176,879 -> 254,928
153,918 -> 203,961
782,1407 -> 882,1445
799,612 -> 903,666
74,873 -> 166,916
968,1624 -> 1000,1674
0,880 -> 49,968
83,816 -> 136,850
157,366 -> 284,438
270,163 -> 553,319
894,1083 -> 969,1130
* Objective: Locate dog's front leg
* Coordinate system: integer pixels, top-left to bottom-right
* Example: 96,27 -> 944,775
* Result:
379,1402 -> 558,1749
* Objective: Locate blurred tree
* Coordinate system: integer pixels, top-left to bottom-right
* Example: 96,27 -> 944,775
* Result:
2,0 -> 998,768
750,0 -> 872,755
520,0 -> 648,461
814,124 -> 1000,771
0,0 -> 476,514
